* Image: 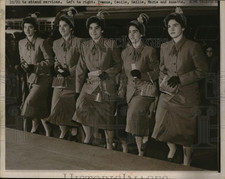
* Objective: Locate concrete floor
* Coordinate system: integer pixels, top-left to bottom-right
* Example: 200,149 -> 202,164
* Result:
5,128 -> 202,171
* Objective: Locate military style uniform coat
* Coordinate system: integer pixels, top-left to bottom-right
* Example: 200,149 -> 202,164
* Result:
73,38 -> 122,130
120,42 -> 159,136
152,37 -> 208,146
19,36 -> 53,119
48,35 -> 82,126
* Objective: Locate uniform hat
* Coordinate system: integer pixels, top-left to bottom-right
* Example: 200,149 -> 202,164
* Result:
22,12 -> 39,30
164,7 -> 187,28
86,11 -> 106,30
128,13 -> 149,36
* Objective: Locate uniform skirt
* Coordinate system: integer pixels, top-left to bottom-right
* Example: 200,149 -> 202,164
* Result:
20,77 -> 51,119
48,88 -> 77,126
125,95 -> 155,136
72,88 -> 115,130
152,93 -> 198,146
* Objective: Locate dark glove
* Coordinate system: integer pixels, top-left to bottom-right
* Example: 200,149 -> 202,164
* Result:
99,71 -> 109,81
55,64 -> 63,74
21,63 -> 34,73
167,76 -> 180,88
61,68 -> 70,77
74,93 -> 80,102
15,65 -> 25,75
27,64 -> 35,73
130,69 -> 141,79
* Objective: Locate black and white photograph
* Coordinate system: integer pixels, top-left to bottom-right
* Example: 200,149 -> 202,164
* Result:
1,0 -> 224,178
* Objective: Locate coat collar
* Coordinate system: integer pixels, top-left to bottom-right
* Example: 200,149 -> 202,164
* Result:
25,36 -> 37,50
60,35 -> 74,46
89,37 -> 105,49
128,41 -> 145,57
89,37 -> 106,53
168,36 -> 187,56
60,35 -> 75,51
173,36 -> 187,51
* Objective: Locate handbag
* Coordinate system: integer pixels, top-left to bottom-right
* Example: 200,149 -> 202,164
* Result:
52,76 -> 67,88
139,81 -> 157,97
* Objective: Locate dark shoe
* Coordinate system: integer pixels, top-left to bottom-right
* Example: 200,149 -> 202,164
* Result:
31,129 -> 40,134
166,149 -> 183,164
141,141 -> 149,151
167,157 -> 174,162
68,134 -> 78,142
59,130 -> 69,140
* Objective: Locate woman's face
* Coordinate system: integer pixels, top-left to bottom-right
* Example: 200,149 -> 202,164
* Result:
206,47 -> 213,58
168,19 -> 184,39
89,23 -> 102,41
128,25 -> 142,45
23,23 -> 36,37
59,20 -> 72,38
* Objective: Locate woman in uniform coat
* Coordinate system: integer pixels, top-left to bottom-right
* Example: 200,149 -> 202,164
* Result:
151,7 -> 208,165
119,14 -> 159,156
19,14 -> 54,134
72,12 -> 122,149
46,14 -> 83,139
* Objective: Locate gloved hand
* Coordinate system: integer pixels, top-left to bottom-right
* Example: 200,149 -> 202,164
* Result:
130,69 -> 141,79
61,68 -> 70,77
99,71 -> 109,81
21,62 -> 34,73
27,64 -> 35,73
74,93 -> 80,102
21,63 -> 27,72
167,76 -> 180,88
55,64 -> 64,74
15,65 -> 25,75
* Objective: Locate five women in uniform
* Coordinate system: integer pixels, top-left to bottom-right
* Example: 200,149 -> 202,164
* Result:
17,7 -> 208,166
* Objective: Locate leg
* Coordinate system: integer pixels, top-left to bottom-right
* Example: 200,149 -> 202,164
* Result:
41,118 -> 51,137
59,125 -> 68,139
135,136 -> 144,156
167,142 -> 177,159
140,136 -> 149,152
23,118 -> 28,132
83,125 -> 93,144
70,127 -> 78,136
121,140 -> 128,153
30,118 -> 39,133
104,130 -> 114,150
92,128 -> 101,146
183,146 -> 193,166
142,136 -> 148,144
